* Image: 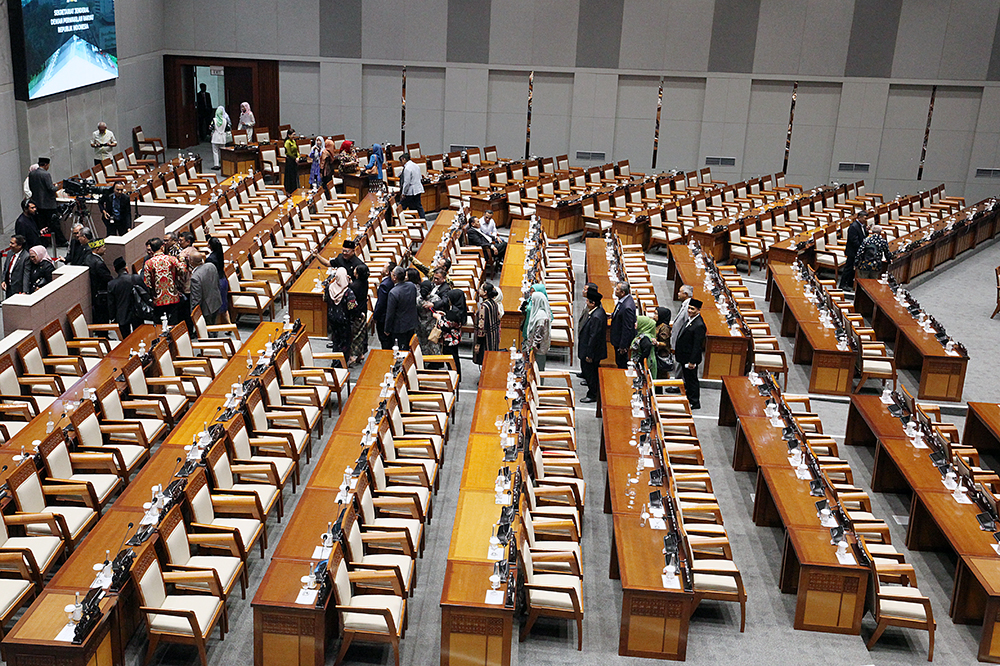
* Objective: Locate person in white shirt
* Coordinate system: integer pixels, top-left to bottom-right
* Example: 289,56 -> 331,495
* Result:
479,209 -> 498,240
90,122 -> 117,165
399,153 -> 425,220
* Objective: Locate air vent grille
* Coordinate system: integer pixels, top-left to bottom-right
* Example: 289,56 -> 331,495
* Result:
838,162 -> 870,173
705,156 -> 736,167
575,151 -> 606,161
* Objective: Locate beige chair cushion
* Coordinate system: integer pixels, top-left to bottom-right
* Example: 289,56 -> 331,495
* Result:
28,506 -> 93,538
69,474 -> 118,503
150,595 -> 222,636
186,556 -> 242,592
6,535 -> 61,570
342,593 -> 403,634
0,579 -> 32,615
211,518 -> 261,550
528,573 -> 581,610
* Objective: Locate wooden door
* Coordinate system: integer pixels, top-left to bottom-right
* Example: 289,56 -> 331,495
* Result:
225,66 -> 254,130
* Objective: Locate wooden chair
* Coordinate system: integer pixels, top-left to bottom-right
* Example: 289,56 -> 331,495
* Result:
132,547 -> 227,666
205,440 -> 283,522
0,553 -> 36,638
157,506 -> 248,602
133,126 -> 165,164
331,543 -> 407,666
860,538 -> 935,660
342,505 -> 416,596
184,470 -> 267,558
6,461 -> 98,553
518,545 -> 584,649
37,430 -> 124,512
0,508 -> 64,587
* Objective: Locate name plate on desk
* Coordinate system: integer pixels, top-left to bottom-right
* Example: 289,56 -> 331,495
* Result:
649,518 -> 667,531
487,545 -> 504,561
311,546 -> 332,560
295,589 -> 319,605
484,590 -> 504,605
54,623 -> 77,643
835,550 -> 857,566
661,574 -> 681,589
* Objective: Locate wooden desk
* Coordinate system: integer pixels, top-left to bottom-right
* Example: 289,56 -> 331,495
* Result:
441,352 -> 515,666
536,200 -> 582,238
0,590 -> 119,666
767,265 -> 854,395
667,245 -> 749,379
583,238 -> 617,367
853,279 -> 967,401
252,349 -> 391,666
966,403 -> 1000,455
497,220 -> 532,349
221,147 -> 260,177
611,216 -> 650,250
845,394 -> 1000,661
721,376 -> 869,634
470,195 -> 508,230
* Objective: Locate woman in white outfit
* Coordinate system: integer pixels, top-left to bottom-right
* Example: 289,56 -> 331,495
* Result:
210,106 -> 230,170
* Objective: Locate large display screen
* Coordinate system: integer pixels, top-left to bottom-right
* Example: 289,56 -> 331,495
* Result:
8,0 -> 118,101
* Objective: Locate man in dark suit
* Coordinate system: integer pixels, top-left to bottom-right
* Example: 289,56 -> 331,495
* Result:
108,257 -> 141,335
84,239 -> 113,323
384,266 -> 418,348
577,285 -> 608,404
98,181 -> 133,237
609,281 -> 636,369
196,83 -> 213,141
674,298 -> 707,409
372,262 -> 396,349
839,216 -> 868,290
14,200 -> 42,250
2,235 -> 30,297
27,157 -> 66,246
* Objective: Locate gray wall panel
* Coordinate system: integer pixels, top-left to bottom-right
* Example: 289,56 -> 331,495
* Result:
279,62 -> 321,137
892,1 -> 948,80
845,0 -> 901,78
406,68 -> 447,155
708,0 -> 761,74
447,0 -> 491,64
797,0 -> 854,77
753,0 -> 807,75
989,10 -> 1000,81
576,0 -> 624,69
318,0 -> 360,58
487,70 -> 529,158
939,0 -> 998,81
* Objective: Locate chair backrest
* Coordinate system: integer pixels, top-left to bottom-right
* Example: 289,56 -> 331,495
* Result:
39,430 -> 73,480
207,438 -> 234,490
226,413 -> 253,461
16,337 -> 45,376
133,547 -> 167,610
0,354 -> 21,396
124,354 -> 148,394
8,461 -> 44,513
95,379 -> 124,420
184,471 -> 215,524
159,506 -> 191,567
68,305 -> 90,340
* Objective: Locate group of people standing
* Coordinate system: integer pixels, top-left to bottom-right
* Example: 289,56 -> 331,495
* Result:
577,281 -> 706,409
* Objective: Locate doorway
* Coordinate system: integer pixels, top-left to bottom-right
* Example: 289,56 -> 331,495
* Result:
194,66 -> 224,142
164,56 -> 279,149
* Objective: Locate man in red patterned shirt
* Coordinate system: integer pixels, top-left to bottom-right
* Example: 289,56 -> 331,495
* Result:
142,237 -> 184,325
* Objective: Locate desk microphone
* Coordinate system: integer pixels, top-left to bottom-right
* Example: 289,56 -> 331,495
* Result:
169,456 -> 183,478
114,522 -> 136,559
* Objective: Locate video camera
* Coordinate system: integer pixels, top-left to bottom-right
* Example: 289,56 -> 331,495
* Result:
62,177 -> 114,198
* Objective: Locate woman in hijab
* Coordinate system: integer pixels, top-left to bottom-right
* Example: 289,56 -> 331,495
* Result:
524,284 -> 552,369
283,128 -> 300,194
308,136 -> 324,189
209,105 -> 230,170
654,307 -> 673,378
206,237 -> 231,324
474,282 -> 501,365
325,267 -> 358,361
349,263 -> 370,365
364,143 -> 384,190
434,288 -> 468,380
320,139 -> 338,193
630,316 -> 658,378
238,102 -> 255,133
338,140 -> 357,175
28,246 -> 55,293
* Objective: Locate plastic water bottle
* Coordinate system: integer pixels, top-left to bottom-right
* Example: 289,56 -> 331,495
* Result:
161,314 -> 169,333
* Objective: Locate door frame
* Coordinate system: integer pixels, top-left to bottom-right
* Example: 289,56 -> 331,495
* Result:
163,55 -> 280,149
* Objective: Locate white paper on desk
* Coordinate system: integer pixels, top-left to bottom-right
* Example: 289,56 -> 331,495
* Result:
836,550 -> 857,565
485,590 -> 505,605
946,349 -> 960,357
953,491 -> 974,505
729,328 -> 741,337
992,544 -> 1000,556
795,467 -> 812,480
311,546 -> 332,560
139,511 -> 158,527
880,394 -> 894,404
349,478 -> 358,490
662,574 -> 681,589
91,572 -> 113,590
336,489 -> 351,504
295,589 -> 319,605
770,417 -> 784,428
910,437 -> 928,450
648,518 -> 667,531
487,545 -> 505,561
495,494 -> 511,506
54,623 -> 77,642
650,506 -> 665,518
644,457 -> 654,468
820,515 -> 838,528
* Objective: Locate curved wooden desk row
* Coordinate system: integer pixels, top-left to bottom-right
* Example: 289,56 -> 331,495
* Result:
497,220 -> 537,349
1,322 -> 289,666
885,201 -> 1000,284
845,395 -> 1000,663
852,279 -> 967,402
689,182 -> 857,264
667,245 -> 749,380
601,367 -> 745,660
719,376 -> 876,635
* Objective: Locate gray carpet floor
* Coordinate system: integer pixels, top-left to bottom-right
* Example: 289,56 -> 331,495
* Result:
17,220 -> 1000,665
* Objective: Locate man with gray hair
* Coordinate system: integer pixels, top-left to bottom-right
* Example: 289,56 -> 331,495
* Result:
854,225 -> 892,280
610,281 -> 636,369
67,225 -> 93,266
90,122 -> 117,165
670,284 -> 694,350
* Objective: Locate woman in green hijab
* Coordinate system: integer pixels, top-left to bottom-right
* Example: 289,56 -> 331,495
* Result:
209,105 -> 231,170
630,315 -> 657,377
523,284 -> 552,369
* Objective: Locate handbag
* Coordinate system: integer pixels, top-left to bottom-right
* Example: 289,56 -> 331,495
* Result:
428,326 -> 442,344
131,284 -> 154,321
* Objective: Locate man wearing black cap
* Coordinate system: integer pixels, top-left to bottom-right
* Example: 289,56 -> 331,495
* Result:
27,157 -> 66,246
14,200 -> 42,250
315,239 -> 366,275
84,238 -> 113,323
577,285 -> 608,404
674,298 -> 706,409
